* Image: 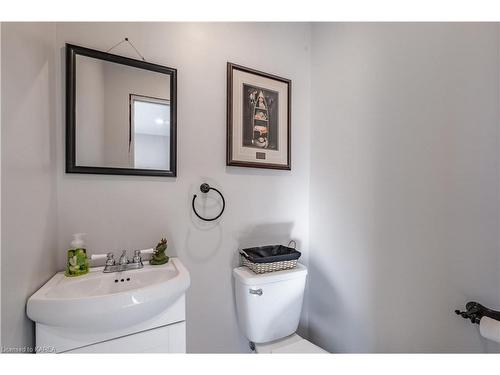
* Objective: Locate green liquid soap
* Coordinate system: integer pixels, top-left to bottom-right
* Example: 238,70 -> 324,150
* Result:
65,233 -> 89,277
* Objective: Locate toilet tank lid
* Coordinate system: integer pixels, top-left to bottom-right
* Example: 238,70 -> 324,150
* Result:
233,263 -> 307,285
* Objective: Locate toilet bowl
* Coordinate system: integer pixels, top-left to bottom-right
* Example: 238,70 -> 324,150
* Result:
233,263 -> 327,353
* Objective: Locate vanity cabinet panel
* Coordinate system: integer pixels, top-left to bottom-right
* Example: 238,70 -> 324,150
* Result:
66,321 -> 186,353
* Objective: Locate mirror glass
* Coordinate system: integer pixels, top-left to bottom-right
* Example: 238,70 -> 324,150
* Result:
67,44 -> 176,177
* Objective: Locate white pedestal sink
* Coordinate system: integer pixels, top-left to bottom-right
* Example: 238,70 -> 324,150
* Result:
27,257 -> 190,353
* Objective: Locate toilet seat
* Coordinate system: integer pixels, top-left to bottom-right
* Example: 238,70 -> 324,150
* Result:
255,333 -> 327,353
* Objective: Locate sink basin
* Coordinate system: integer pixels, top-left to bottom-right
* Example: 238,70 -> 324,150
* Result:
27,258 -> 190,332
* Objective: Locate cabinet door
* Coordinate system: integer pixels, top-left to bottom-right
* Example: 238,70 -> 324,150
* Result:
66,321 -> 186,353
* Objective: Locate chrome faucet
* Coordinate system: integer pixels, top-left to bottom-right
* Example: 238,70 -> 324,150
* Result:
101,250 -> 144,273
105,252 -> 115,267
91,248 -> 154,273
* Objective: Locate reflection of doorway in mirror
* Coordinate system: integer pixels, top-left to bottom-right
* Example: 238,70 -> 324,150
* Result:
129,94 -> 171,170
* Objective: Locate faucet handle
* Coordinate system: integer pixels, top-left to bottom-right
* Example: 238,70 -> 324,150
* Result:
91,252 -> 115,266
132,250 -> 142,264
106,252 -> 115,266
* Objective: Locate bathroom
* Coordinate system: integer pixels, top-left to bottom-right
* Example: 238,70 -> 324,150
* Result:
1,0 -> 500,372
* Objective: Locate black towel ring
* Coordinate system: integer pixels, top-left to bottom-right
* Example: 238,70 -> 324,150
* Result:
192,183 -> 226,221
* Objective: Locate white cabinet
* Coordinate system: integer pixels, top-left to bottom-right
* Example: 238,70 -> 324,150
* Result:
66,321 -> 186,353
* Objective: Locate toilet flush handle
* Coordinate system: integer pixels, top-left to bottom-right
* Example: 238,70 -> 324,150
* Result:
249,288 -> 263,296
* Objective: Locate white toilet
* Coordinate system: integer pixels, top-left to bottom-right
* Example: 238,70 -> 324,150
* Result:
233,263 -> 327,353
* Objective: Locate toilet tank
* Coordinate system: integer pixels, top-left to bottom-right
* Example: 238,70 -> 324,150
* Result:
233,263 -> 307,344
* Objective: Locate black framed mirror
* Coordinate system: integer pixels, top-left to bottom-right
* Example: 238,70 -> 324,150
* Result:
66,43 -> 177,177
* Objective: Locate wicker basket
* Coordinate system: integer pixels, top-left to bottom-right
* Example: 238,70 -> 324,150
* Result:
241,255 -> 298,274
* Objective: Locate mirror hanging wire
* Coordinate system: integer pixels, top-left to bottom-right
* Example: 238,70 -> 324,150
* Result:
106,37 -> 146,62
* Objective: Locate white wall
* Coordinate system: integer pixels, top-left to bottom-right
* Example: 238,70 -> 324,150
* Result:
1,23 -> 58,351
308,23 -> 500,353
54,23 -> 312,353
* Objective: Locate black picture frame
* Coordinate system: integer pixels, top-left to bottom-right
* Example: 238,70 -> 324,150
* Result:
66,43 -> 177,177
227,62 -> 291,170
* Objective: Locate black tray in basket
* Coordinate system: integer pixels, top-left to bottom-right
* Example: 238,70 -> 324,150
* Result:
240,245 -> 301,263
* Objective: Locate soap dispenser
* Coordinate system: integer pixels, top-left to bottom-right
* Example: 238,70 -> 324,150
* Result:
65,233 -> 89,277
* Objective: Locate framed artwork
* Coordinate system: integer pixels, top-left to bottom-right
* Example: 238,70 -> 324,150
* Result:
227,62 -> 291,170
